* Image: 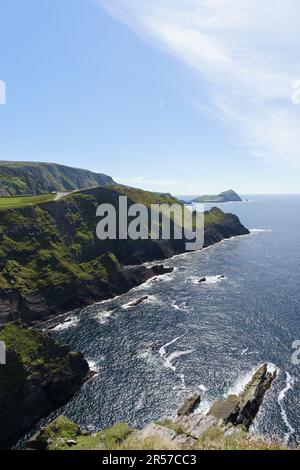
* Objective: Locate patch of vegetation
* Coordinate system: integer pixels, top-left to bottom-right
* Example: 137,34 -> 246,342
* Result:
0,161 -> 114,196
154,419 -> 186,435
191,425 -> 288,450
0,194 -> 56,210
0,185 -> 226,297
42,419 -> 133,451
0,323 -> 84,394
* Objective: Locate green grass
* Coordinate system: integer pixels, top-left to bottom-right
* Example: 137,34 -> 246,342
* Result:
0,193 -> 56,210
154,419 -> 186,435
41,418 -> 133,450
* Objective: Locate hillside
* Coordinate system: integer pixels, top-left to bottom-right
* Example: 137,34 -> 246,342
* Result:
0,161 -> 115,196
193,189 -> 242,203
0,185 -> 249,325
0,322 -> 90,447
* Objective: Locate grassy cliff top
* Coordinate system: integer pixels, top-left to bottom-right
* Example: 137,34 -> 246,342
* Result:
0,185 -> 225,296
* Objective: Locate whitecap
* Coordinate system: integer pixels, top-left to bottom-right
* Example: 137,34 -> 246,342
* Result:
172,301 -> 189,312
278,371 -> 296,444
51,317 -> 79,331
94,310 -> 113,324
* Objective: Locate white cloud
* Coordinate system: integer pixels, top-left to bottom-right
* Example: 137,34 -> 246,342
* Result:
98,0 -> 300,170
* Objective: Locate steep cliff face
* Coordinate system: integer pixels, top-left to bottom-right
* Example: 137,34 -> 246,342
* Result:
0,323 -> 91,447
0,161 -> 115,195
0,185 -> 249,325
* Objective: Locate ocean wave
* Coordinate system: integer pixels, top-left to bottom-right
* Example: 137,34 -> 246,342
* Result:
250,229 -> 273,233
190,275 -> 226,285
87,360 -> 100,375
172,301 -> 189,312
51,317 -> 79,331
94,310 -> 114,325
278,371 -> 296,444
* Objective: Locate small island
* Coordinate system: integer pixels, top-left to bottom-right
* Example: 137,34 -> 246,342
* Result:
192,189 -> 242,204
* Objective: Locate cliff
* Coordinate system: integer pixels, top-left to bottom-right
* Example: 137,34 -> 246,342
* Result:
26,364 -> 284,451
193,189 -> 242,203
0,185 -> 249,325
0,322 -> 91,448
0,161 -> 115,196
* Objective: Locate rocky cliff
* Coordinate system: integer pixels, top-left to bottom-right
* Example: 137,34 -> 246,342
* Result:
0,185 -> 249,325
26,364 -> 282,451
0,322 -> 91,448
0,161 -> 115,196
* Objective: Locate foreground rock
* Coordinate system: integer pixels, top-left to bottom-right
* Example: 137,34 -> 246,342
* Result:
177,393 -> 201,416
0,322 -> 91,448
27,364 -> 278,451
208,363 -> 277,428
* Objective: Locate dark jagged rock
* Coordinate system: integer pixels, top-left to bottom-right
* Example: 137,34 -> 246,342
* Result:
0,323 -> 91,448
198,277 -> 206,283
177,393 -> 201,416
127,296 -> 149,307
208,364 -> 277,428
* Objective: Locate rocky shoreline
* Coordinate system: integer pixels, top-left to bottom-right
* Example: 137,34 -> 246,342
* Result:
0,210 -> 249,327
26,364 -> 280,451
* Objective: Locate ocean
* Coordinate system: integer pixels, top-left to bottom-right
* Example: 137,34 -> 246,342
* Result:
40,195 -> 300,445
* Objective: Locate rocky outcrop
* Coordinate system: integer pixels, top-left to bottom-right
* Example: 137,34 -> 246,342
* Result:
208,363 -> 277,428
26,364 -> 278,451
177,393 -> 201,416
0,323 -> 91,448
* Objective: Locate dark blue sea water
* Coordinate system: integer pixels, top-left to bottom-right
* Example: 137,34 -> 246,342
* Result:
42,195 -> 300,445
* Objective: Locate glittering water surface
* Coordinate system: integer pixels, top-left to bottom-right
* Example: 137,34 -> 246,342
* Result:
41,195 -> 300,445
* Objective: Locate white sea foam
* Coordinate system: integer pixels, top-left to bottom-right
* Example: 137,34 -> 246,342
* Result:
172,301 -> 189,312
163,350 -> 194,372
95,310 -> 113,325
278,371 -> 296,444
159,335 -> 184,357
52,317 -> 79,331
190,275 -> 226,285
250,229 -> 272,233
87,360 -> 100,374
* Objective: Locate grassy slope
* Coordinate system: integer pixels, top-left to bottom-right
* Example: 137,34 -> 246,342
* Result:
0,161 -> 114,196
0,185 -> 224,295
0,322 -> 85,393
0,194 -> 56,210
32,416 -> 289,451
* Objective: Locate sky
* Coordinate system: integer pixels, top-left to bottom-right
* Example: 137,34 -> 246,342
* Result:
1,0 -> 300,194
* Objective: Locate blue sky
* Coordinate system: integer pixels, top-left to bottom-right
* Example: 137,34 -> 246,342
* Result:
0,0 -> 300,194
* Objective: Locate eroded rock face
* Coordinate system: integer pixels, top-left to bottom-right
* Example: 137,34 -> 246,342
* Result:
177,393 -> 201,416
0,323 -> 91,448
208,364 -> 277,428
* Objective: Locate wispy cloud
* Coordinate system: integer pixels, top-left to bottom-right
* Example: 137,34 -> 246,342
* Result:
98,0 -> 300,169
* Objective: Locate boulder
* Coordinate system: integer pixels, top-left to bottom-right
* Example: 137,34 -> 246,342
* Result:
177,393 -> 201,416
